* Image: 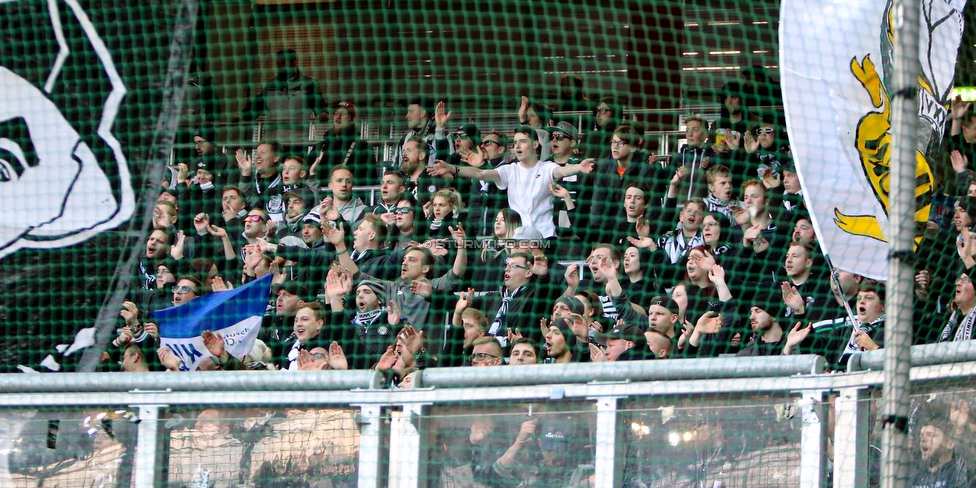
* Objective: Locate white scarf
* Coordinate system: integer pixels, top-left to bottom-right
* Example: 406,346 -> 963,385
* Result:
940,306 -> 976,342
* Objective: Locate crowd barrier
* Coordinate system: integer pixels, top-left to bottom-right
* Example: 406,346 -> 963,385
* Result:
2,341 -> 976,487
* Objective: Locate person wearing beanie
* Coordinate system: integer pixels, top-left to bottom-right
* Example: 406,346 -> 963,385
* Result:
323,272 -> 398,370
552,295 -> 585,319
543,317 -> 576,364
307,100 -> 377,184
737,291 -> 785,357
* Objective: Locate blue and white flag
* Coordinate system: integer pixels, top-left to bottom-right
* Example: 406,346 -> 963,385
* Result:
780,0 -> 966,280
154,275 -> 272,371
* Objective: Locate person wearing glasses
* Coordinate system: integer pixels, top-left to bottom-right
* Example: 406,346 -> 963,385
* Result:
466,252 -> 552,346
239,209 -> 270,264
469,336 -> 503,367
742,118 -> 791,186
578,96 -> 622,160
458,130 -> 512,237
584,125 -> 669,245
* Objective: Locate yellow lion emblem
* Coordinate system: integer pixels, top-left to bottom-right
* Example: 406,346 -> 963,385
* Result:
833,55 -> 934,248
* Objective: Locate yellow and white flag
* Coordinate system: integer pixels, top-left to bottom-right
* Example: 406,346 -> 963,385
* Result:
780,0 -> 966,280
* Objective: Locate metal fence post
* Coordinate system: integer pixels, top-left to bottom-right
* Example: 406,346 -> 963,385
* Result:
593,396 -> 623,488
833,387 -> 870,488
356,404 -> 385,488
390,403 -> 428,488
133,404 -> 166,488
797,390 -> 827,488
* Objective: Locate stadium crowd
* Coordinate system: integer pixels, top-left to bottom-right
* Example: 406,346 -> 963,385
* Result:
81,52 -> 976,487
109,63 -> 976,377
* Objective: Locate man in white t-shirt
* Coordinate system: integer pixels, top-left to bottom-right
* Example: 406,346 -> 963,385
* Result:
427,127 -> 594,238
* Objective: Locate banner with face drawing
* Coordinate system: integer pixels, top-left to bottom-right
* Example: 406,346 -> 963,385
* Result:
0,0 -> 193,373
780,0 -> 966,280
0,0 -> 135,258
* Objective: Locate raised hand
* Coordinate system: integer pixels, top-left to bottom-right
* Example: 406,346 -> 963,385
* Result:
235,149 -> 252,177
399,325 -> 424,355
201,330 -> 225,358
564,264 -> 580,288
578,159 -> 596,174
455,287 -> 475,314
387,299 -> 403,326
531,254 -> 548,277
120,301 -> 139,327
507,327 -> 524,344
380,211 -> 396,226
192,213 -> 210,235
627,235 -> 658,251
429,240 -> 449,258
426,159 -> 453,177
670,164 -> 688,185
177,163 -> 190,184
410,278 -> 433,297
762,170 -> 782,189
208,224 -> 228,239
781,282 -> 806,315
743,131 -> 760,153
462,148 -> 486,167
516,418 -> 538,443
589,343 -> 607,362
635,214 -> 650,237
328,341 -> 349,370
211,276 -> 234,292
694,311 -> 722,335
157,346 -> 183,371
434,101 -> 451,129
518,95 -> 529,122
952,95 -> 972,120
785,322 -> 812,352
726,130 -> 742,151
449,223 -> 466,248
951,150 -> 969,174
707,263 -> 726,285
377,345 -> 398,371
324,221 -> 346,246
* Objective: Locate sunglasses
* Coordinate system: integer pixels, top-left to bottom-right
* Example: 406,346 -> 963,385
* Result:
481,140 -> 502,147
244,214 -> 266,223
596,108 -> 612,115
392,207 -> 413,215
171,285 -> 193,294
551,134 -> 573,142
756,128 -> 776,135
454,133 -> 471,139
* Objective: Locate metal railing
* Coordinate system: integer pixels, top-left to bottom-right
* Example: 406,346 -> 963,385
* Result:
3,342 -> 974,487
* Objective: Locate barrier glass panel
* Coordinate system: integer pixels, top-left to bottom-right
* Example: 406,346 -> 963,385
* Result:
162,406 -> 362,487
419,400 -> 596,487
0,408 -> 139,487
619,393 -> 802,487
